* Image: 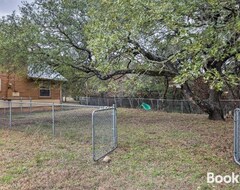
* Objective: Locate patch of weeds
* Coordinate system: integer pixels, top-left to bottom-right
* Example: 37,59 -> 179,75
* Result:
62,152 -> 77,161
122,151 -> 135,160
142,181 -> 156,189
197,183 -> 213,190
57,144 -> 66,149
0,174 -> 14,184
10,166 -> 28,175
190,171 -> 205,182
35,152 -> 53,166
64,131 -> 78,139
152,169 -> 163,177
0,141 -> 4,146
0,165 -> 29,184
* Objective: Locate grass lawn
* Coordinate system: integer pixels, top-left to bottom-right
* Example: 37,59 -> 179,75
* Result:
0,108 -> 239,190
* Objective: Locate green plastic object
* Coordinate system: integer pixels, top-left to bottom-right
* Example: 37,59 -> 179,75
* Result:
141,103 -> 151,111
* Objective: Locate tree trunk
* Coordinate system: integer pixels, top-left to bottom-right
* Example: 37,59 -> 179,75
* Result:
208,108 -> 224,120
207,89 -> 225,120
162,76 -> 169,99
182,83 -> 225,121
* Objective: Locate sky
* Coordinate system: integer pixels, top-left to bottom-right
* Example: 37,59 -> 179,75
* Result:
0,0 -> 34,17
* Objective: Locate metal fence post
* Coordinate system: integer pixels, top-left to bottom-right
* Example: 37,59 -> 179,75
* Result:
234,109 -> 240,165
20,97 -> 23,113
29,98 -> 32,113
181,101 -> 184,113
234,109 -> 237,161
114,96 -> 117,107
112,104 -> 117,148
52,103 -> 55,136
9,101 -> 12,128
92,110 -> 96,160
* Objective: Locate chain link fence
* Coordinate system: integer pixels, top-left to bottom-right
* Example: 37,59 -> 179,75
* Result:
76,97 -> 240,115
77,97 -> 203,113
0,100 -> 117,161
234,108 -> 240,165
92,105 -> 117,161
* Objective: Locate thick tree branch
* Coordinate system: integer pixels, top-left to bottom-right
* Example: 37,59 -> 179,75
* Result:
127,36 -> 179,74
69,63 -> 176,81
56,25 -> 92,61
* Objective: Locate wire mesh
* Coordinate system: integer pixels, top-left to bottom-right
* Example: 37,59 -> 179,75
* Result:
234,108 -> 240,165
92,106 -> 117,161
0,100 -> 11,128
9,101 -> 53,135
0,100 -> 118,161
77,97 -> 240,116
78,97 -> 205,114
54,104 -> 97,143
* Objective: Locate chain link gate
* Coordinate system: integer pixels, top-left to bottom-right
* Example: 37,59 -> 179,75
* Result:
234,108 -> 240,165
92,104 -> 117,161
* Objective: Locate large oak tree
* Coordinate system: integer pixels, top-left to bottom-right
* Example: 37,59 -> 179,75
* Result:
0,0 -> 240,120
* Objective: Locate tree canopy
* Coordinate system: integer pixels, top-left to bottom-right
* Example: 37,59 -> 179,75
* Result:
0,0 -> 239,120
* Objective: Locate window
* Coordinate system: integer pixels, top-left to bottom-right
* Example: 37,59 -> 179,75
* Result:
39,81 -> 51,97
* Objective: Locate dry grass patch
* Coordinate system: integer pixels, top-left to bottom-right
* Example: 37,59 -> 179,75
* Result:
0,108 -> 239,190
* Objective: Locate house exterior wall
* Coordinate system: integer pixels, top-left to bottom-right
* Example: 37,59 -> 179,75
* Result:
0,73 -> 62,104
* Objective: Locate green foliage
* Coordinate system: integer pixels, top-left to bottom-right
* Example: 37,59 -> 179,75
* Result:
0,0 -> 239,104
0,14 -> 30,75
85,0 -> 240,91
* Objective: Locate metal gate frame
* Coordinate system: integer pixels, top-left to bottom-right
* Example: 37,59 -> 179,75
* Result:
92,104 -> 117,161
234,108 -> 240,165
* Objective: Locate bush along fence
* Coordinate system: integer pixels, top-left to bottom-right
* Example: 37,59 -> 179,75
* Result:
76,97 -> 240,116
0,100 -> 117,161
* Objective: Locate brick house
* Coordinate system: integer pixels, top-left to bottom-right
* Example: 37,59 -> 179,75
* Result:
0,66 -> 66,103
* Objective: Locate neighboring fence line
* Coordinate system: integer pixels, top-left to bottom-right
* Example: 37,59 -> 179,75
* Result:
2,97 -> 240,115
76,96 -> 240,115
